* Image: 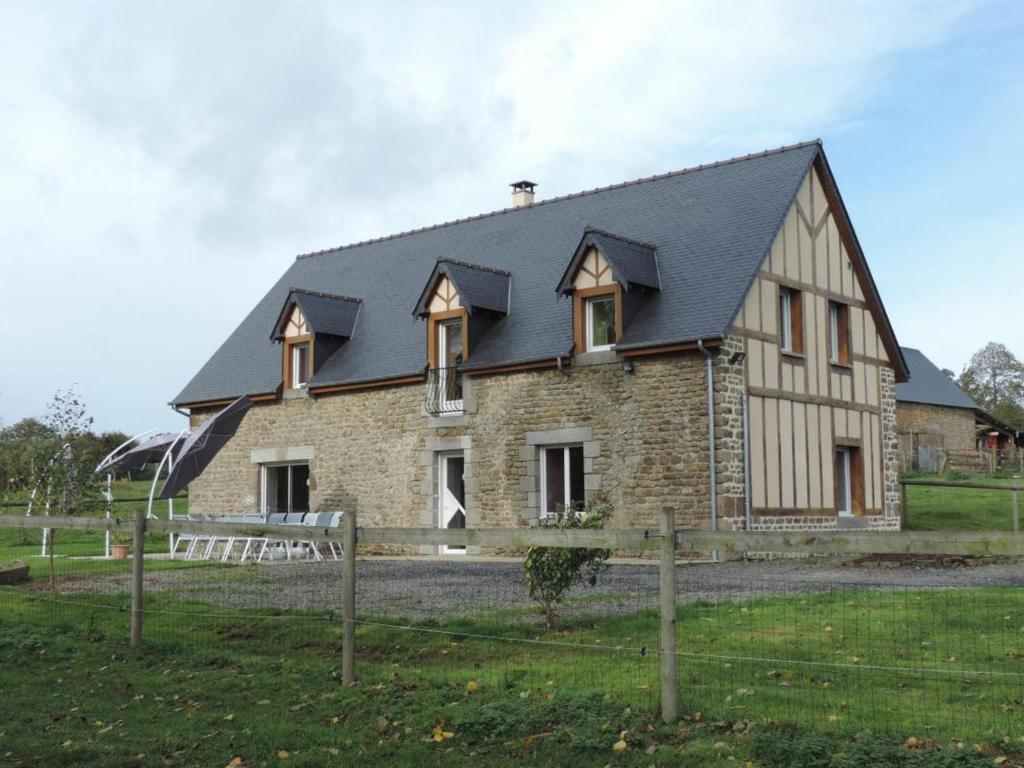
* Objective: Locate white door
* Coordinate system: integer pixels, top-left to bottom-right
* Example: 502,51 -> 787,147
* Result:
438,453 -> 466,554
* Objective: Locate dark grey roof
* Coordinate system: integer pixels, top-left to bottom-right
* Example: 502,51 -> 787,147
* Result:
272,289 -> 361,340
557,228 -> 660,294
896,347 -> 979,410
174,140 -> 859,405
412,259 -> 511,317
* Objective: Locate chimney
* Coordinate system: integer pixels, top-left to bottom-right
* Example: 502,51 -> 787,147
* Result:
510,180 -> 536,207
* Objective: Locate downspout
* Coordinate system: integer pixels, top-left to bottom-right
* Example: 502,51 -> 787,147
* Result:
742,391 -> 752,531
697,341 -> 718,554
556,355 -> 571,377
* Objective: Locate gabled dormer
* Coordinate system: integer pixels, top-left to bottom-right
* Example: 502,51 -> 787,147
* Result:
413,259 -> 510,414
556,228 -> 660,354
271,289 -> 362,390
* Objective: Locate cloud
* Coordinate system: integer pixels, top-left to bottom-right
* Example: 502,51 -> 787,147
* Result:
0,0 -> 985,431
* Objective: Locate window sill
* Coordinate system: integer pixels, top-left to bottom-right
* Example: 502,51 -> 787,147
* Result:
829,361 -> 854,372
780,350 -> 806,362
574,348 -> 619,367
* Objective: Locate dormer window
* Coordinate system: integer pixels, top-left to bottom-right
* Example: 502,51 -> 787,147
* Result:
585,293 -> 617,351
557,228 -> 660,355
290,342 -> 310,388
413,259 -> 511,416
271,289 -> 362,391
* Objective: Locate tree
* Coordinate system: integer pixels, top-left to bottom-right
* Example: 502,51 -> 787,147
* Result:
523,499 -> 612,628
958,342 -> 1024,430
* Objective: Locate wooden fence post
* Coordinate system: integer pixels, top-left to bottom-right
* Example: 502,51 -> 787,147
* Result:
900,482 -> 909,530
130,507 -> 145,647
1013,491 -> 1019,535
342,511 -> 357,685
659,508 -> 678,723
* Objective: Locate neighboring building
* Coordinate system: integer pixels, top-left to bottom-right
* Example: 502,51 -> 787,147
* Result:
896,347 -> 1022,472
172,140 -> 909,550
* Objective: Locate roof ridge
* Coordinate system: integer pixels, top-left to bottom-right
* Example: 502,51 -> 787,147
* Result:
583,226 -> 657,251
438,257 -> 512,277
289,287 -> 363,303
294,139 -> 822,261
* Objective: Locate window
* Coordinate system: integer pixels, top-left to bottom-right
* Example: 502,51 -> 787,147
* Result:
834,446 -> 861,517
436,317 -> 464,409
778,287 -> 803,354
828,301 -> 850,364
540,445 -> 585,517
261,463 -> 310,516
585,294 -> 617,351
290,342 -> 310,388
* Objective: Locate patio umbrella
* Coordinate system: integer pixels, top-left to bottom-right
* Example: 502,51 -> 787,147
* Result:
159,396 -> 253,499
96,432 -> 180,474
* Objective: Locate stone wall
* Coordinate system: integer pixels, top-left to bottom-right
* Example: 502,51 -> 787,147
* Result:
896,401 -> 977,453
187,351 -> 715,542
713,335 -> 747,520
879,367 -> 901,528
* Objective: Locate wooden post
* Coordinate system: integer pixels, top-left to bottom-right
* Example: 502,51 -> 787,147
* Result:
659,508 -> 678,723
1013,491 -> 1019,535
130,507 -> 146,647
342,511 -> 357,685
900,482 -> 909,530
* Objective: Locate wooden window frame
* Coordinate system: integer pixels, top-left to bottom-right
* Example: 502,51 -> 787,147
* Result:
834,443 -> 863,516
283,334 -> 313,390
828,301 -> 850,365
778,286 -> 803,355
427,308 -> 469,369
573,284 -> 622,353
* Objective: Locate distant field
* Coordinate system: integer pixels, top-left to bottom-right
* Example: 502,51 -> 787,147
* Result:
903,473 -> 1022,532
0,479 -> 187,564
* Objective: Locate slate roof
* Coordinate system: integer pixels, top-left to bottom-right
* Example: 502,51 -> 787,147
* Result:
896,347 -> 979,410
557,228 -> 660,294
272,289 -> 362,340
412,259 -> 511,317
173,139 -> 899,406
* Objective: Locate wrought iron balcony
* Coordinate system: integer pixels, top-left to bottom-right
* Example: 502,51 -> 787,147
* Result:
425,366 -> 464,416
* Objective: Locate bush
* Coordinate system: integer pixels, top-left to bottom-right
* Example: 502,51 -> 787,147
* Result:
523,500 -> 611,628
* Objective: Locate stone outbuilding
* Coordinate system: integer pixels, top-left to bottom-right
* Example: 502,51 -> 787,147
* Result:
172,140 -> 910,548
896,347 -> 1022,472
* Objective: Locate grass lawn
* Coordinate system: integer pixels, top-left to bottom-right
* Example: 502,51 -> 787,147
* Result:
903,474 -> 1023,531
0,479 -> 188,564
1,579 -> 1022,767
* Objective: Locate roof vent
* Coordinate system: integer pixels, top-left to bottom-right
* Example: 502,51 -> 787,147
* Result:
510,180 -> 536,208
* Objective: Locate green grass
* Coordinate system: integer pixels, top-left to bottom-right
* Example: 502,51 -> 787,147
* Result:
0,479 -> 188,564
2,579 -> 1022,767
904,474 -> 1022,531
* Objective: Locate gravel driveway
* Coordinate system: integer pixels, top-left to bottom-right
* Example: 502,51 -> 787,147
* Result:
47,555 -> 1024,620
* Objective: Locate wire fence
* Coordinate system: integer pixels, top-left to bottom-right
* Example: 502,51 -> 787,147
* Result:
1,513 -> 1023,754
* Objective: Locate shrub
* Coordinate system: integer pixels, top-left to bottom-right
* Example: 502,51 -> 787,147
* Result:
523,499 -> 611,628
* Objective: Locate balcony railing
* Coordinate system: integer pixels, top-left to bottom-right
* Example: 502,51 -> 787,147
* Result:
425,366 -> 464,416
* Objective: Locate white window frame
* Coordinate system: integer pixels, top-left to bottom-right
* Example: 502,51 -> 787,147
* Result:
828,303 -> 840,363
585,295 -> 615,352
437,320 -> 464,413
291,343 -> 309,388
835,447 -> 852,517
778,289 -> 793,352
260,462 -> 309,517
539,445 -> 584,518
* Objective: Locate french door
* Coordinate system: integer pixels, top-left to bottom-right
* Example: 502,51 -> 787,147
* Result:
437,453 -> 466,554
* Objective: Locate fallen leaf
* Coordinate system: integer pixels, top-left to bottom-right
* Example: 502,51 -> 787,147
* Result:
612,739 -> 627,752
467,680 -> 479,693
224,714 -> 234,722
225,759 -> 244,768
277,749 -> 289,759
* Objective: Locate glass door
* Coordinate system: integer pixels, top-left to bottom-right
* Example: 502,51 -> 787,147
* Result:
438,453 -> 466,554
437,319 -> 463,411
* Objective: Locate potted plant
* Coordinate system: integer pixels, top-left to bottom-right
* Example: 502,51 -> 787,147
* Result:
110,532 -> 130,560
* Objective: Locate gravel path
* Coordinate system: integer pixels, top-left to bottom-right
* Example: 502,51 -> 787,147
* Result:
45,556 -> 1024,620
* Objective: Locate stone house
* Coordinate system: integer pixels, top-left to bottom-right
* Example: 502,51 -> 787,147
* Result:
172,140 -> 909,550
897,347 -> 1022,472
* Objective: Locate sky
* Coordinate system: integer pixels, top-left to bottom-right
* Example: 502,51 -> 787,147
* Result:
0,0 -> 1021,434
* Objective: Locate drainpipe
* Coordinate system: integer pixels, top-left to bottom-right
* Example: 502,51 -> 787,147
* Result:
556,355 -> 571,377
742,391 -> 752,531
697,341 -> 718,561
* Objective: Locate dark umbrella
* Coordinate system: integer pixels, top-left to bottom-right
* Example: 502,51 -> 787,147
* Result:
96,432 -> 180,474
159,396 -> 253,499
